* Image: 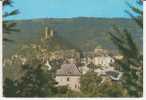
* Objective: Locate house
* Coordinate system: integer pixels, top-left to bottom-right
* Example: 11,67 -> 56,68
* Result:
55,64 -> 81,91
93,48 -> 114,67
81,52 -> 94,64
94,55 -> 114,67
114,55 -> 123,60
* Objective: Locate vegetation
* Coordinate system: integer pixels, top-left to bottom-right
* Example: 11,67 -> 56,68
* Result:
3,0 -> 143,98
109,0 -> 143,97
3,32 -> 80,97
2,0 -> 19,42
80,71 -> 127,97
3,18 -> 142,58
80,71 -> 102,96
4,59 -> 58,97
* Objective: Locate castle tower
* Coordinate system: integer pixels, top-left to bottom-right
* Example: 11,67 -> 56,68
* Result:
44,27 -> 54,39
50,29 -> 54,37
45,27 -> 49,39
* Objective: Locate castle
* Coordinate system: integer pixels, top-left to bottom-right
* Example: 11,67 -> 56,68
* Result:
41,27 -> 55,40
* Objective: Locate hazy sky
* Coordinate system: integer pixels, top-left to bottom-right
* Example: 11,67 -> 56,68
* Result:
5,0 -> 138,20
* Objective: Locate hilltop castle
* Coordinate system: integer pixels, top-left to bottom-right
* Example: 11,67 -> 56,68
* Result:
42,27 -> 55,40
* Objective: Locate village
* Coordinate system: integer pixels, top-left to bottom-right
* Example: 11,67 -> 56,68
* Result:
3,27 -> 124,92
48,47 -> 123,91
39,28 -> 124,91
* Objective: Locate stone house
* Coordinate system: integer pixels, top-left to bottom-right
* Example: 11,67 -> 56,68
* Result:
55,64 -> 81,91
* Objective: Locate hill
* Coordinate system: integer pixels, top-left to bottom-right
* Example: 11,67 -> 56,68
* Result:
3,17 -> 142,58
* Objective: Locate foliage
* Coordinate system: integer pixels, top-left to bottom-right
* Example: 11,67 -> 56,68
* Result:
3,37 -> 60,97
80,71 -> 102,96
3,58 -> 58,97
3,78 -> 18,97
96,81 -> 128,97
2,0 -> 20,42
64,89 -> 84,97
80,71 -> 126,97
109,0 -> 143,97
49,59 -> 64,73
3,41 -> 51,80
54,86 -> 83,97
4,17 -> 142,58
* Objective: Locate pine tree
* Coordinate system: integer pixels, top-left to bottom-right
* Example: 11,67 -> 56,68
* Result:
2,0 -> 19,42
109,0 -> 143,97
3,33 -> 61,97
3,59 -> 58,97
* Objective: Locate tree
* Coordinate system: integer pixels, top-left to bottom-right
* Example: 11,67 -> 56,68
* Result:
80,71 -> 102,96
97,80 -> 128,97
109,0 -> 143,97
80,71 -> 128,97
3,79 -> 18,97
3,38 -> 60,97
2,0 -> 19,42
3,32 -> 69,97
3,58 -> 58,97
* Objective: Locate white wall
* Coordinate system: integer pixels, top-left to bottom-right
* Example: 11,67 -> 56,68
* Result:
55,76 -> 80,91
94,56 -> 114,67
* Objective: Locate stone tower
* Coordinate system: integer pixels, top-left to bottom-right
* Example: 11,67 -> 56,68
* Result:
44,27 -> 54,39
50,29 -> 54,37
45,27 -> 49,39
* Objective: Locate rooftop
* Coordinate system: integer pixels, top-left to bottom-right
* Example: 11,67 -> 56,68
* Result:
56,64 -> 81,76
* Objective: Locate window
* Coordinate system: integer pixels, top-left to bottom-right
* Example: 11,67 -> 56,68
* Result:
67,77 -> 70,81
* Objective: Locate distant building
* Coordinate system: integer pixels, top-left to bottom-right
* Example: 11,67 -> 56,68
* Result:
114,55 -> 123,60
94,48 -> 108,54
78,65 -> 89,74
50,29 -> 54,37
43,27 -> 55,40
55,64 -> 81,91
81,49 -> 114,67
94,56 -> 114,67
81,52 -> 94,64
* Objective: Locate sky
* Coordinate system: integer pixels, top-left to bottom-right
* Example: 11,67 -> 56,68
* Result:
5,0 -> 138,20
